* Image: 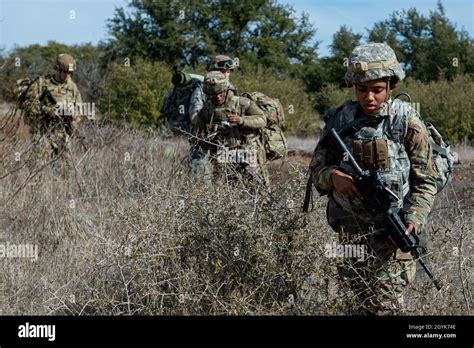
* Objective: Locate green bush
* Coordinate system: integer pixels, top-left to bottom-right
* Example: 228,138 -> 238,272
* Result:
314,83 -> 352,116
401,75 -> 474,143
99,59 -> 172,126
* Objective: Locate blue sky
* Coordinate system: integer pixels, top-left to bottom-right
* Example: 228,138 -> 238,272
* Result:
0,0 -> 472,57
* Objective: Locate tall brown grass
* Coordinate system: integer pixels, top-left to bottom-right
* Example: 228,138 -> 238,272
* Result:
0,110 -> 471,315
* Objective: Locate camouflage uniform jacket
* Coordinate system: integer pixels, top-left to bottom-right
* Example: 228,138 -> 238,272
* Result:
189,83 -> 206,127
310,99 -> 438,233
195,90 -> 266,151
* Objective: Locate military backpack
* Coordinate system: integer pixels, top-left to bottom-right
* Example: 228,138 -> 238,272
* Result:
391,93 -> 456,193
242,91 -> 287,160
15,77 -> 40,107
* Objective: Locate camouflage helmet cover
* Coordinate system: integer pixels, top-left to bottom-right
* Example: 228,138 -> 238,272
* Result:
55,53 -> 76,72
345,42 -> 405,85
203,71 -> 229,95
209,55 -> 239,71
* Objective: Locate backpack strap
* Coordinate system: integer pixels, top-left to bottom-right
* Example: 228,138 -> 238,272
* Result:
430,141 -> 449,158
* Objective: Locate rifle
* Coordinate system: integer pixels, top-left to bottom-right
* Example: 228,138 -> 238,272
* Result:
303,174 -> 313,213
324,128 -> 442,291
39,88 -> 58,107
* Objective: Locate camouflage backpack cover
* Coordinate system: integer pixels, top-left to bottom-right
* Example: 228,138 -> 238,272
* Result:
392,93 -> 455,193
423,121 -> 455,192
15,76 -> 41,106
242,92 -> 287,160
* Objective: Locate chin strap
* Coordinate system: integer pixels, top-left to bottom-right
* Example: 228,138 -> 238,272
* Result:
385,78 -> 391,102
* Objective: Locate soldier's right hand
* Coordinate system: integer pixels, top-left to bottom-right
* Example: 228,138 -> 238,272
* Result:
331,170 -> 363,200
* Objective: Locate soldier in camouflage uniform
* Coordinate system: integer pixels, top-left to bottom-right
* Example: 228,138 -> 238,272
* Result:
309,43 -> 438,315
20,53 -> 83,156
189,55 -> 240,174
194,71 -> 269,185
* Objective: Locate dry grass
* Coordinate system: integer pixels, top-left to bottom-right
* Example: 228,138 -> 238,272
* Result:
0,104 -> 472,315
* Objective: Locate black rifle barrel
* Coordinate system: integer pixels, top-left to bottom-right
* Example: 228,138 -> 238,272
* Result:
328,128 -> 366,177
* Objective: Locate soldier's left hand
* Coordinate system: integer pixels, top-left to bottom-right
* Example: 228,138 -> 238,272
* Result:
227,115 -> 243,125
405,223 -> 415,235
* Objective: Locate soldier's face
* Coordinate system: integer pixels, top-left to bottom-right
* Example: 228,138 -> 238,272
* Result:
211,91 -> 226,105
220,69 -> 231,79
55,70 -> 70,83
355,79 -> 395,114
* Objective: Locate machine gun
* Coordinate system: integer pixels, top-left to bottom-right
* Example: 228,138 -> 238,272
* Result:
324,128 -> 442,290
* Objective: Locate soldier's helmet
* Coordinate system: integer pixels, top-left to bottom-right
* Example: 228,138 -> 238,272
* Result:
55,53 -> 76,72
209,55 -> 239,71
203,71 -> 229,95
345,42 -> 405,86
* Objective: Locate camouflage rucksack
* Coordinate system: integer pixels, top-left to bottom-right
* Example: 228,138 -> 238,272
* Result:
424,122 -> 456,192
163,78 -> 202,132
15,77 -> 40,106
242,92 -> 287,160
392,93 -> 455,193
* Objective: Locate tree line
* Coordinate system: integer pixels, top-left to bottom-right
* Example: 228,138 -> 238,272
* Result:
0,0 -> 472,141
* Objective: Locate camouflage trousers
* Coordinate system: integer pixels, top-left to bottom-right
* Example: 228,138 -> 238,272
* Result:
34,128 -> 72,158
327,199 -> 416,315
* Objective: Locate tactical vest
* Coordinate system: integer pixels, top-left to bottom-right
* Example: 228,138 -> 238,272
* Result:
325,99 -> 412,219
39,75 -> 81,107
206,93 -> 254,148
